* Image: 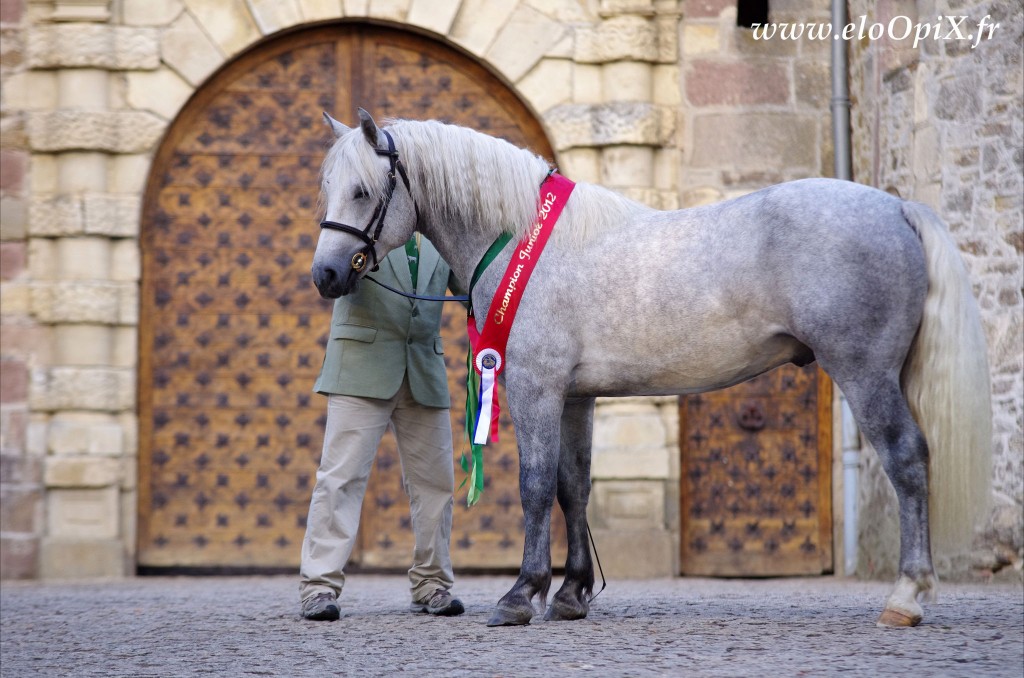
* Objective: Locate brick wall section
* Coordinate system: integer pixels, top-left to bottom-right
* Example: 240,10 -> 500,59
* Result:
849,0 -> 1023,579
679,0 -> 833,207
1,0 -> 41,579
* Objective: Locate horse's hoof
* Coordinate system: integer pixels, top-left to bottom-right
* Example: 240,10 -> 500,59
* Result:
544,597 -> 589,622
876,608 -> 922,628
486,605 -> 533,627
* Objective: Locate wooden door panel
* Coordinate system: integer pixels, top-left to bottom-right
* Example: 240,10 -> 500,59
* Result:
138,24 -> 561,571
679,364 -> 833,576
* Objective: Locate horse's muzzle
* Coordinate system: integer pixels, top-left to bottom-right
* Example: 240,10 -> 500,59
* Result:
311,262 -> 359,298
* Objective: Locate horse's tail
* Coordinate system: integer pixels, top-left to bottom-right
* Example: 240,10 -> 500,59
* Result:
900,201 -> 991,554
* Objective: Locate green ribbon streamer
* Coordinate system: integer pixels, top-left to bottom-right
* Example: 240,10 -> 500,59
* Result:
460,343 -> 485,507
459,231 -> 514,507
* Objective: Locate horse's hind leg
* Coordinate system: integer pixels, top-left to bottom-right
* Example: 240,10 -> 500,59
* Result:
546,397 -> 596,622
841,374 -> 936,627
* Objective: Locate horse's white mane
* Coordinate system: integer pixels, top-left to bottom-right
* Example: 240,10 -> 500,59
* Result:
320,118 -> 648,247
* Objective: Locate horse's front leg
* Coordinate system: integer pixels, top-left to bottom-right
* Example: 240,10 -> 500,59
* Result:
487,385 -> 564,627
546,396 -> 596,622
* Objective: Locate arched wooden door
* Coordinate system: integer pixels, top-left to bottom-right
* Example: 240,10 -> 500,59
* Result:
138,23 -> 558,571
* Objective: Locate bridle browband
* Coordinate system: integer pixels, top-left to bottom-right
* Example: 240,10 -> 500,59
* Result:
319,129 -> 415,273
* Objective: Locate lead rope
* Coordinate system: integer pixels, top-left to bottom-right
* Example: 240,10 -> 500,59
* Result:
587,521 -> 607,603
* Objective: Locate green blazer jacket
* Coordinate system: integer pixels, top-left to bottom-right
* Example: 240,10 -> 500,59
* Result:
313,238 -> 454,408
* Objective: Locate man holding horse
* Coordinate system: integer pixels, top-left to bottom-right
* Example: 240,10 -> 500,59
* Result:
299,234 -> 465,621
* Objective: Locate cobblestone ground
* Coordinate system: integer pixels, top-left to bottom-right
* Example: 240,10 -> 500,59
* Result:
1,574 -> 1021,677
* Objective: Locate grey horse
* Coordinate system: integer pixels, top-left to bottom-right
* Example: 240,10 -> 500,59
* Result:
312,110 -> 991,628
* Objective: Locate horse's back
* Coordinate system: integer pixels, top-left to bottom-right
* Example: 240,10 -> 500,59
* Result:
533,178 -> 929,396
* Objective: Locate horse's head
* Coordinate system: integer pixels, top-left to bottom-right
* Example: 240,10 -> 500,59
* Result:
311,109 -> 417,298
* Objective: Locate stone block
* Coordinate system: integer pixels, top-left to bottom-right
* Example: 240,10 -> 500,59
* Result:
1,149 -> 28,194
517,58 -> 572,115
686,59 -> 789,106
0,358 -> 28,403
652,65 -> 681,106
546,102 -> 674,150
47,412 -> 125,456
45,456 -> 122,488
729,23 -> 798,58
30,366 -> 135,412
682,0 -> 731,19
84,194 -> 141,237
40,537 -> 125,578
367,0 -> 409,21
343,0 -> 368,14
56,69 -> 108,109
486,5 -> 566,83
591,480 -> 666,529
601,145 -> 654,187
523,0 -> 593,22
2,72 -> 58,110
0,196 -> 27,240
575,15 -> 659,63
449,0 -> 516,55
31,280 -> 137,324
30,154 -> 58,194
573,63 -> 603,104
0,409 -> 30,456
46,487 -> 119,539
602,61 -> 652,102
107,155 -> 150,194
29,195 -> 83,236
55,237 -> 111,280
0,280 -> 31,315
407,0 -> 460,34
592,444 -> 670,479
58,152 -> 107,192
558,148 -> 601,184
125,67 -> 192,120
1,242 -> 26,280
690,113 -> 816,170
654,147 -> 678,191
29,111 -> 165,154
0,537 -> 39,579
161,11 -> 225,87
0,484 -> 42,533
110,240 -> 140,282
53,324 -> 117,365
248,0 -> 304,33
794,59 -> 829,108
298,0 -> 343,22
586,527 -> 675,577
27,24 -> 160,70
682,22 -> 719,55
0,452 -> 41,484
182,0 -> 261,57
122,0 -> 185,26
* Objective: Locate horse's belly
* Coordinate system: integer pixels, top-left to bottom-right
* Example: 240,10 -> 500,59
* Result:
568,332 -> 804,398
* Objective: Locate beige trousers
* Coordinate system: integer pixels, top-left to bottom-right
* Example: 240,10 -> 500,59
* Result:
299,380 -> 456,604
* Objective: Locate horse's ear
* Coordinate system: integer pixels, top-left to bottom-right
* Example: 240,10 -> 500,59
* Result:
357,107 -> 380,148
323,112 -> 349,138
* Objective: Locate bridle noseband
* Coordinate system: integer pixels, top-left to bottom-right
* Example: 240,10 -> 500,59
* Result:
319,129 -> 415,273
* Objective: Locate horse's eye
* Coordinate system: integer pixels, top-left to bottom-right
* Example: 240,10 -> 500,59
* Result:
353,187 -> 369,200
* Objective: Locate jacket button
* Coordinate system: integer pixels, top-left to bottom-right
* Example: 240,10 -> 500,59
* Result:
411,308 -> 419,317
407,337 -> 414,345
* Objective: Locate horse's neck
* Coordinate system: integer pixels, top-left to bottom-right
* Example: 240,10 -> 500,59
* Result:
417,216 -> 500,291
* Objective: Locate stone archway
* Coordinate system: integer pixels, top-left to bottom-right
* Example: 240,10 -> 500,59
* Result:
137,22 -> 557,571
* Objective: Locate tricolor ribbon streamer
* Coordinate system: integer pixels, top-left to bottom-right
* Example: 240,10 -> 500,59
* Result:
460,172 -> 576,506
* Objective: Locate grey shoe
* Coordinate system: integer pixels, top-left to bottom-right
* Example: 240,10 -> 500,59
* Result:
410,588 -> 465,616
301,592 -> 340,621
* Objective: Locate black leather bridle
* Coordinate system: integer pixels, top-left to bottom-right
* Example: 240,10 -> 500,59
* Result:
319,129 -> 414,273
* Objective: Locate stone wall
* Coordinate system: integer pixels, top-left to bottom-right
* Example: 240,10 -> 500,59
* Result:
0,0 -> 689,579
848,0 -> 1023,579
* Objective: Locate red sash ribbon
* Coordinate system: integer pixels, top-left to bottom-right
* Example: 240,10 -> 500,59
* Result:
468,173 -> 575,446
